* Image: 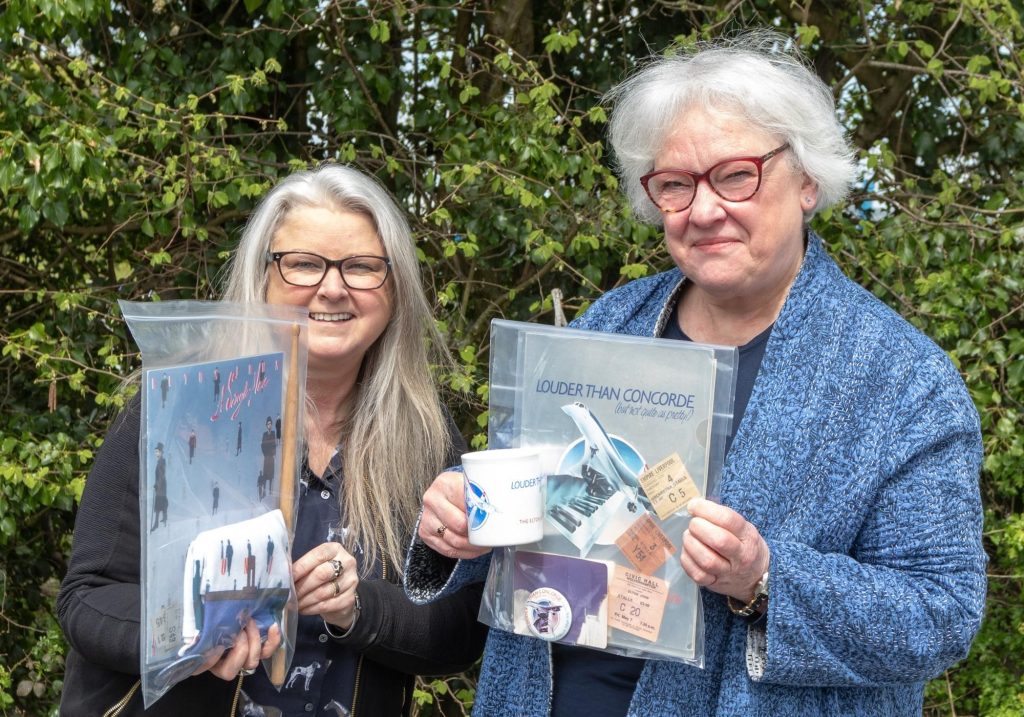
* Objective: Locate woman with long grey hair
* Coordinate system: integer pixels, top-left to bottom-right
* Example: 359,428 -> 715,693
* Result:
59,164 -> 486,716
410,30 -> 985,716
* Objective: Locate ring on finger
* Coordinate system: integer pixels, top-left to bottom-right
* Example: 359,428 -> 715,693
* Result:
329,559 -> 343,580
436,523 -> 447,538
332,579 -> 341,598
240,667 -> 256,676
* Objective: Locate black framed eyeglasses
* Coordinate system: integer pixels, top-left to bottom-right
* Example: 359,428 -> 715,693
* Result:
266,251 -> 391,290
640,143 -> 791,214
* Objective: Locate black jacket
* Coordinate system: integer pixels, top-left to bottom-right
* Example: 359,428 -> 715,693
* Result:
57,400 -> 485,716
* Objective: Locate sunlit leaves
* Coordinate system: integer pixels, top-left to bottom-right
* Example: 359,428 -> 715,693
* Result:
1,1 -> 1023,714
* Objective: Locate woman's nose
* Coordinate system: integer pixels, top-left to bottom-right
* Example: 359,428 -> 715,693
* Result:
317,266 -> 350,298
686,180 -> 727,225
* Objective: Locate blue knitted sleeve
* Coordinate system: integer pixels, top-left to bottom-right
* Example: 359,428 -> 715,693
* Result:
756,351 -> 986,686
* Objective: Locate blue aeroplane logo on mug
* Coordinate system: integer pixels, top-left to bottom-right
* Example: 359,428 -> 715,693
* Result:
466,480 -> 498,531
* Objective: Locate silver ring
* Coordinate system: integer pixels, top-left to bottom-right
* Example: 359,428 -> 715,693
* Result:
240,667 -> 256,676
436,523 -> 447,538
329,559 -> 343,580
332,579 -> 341,598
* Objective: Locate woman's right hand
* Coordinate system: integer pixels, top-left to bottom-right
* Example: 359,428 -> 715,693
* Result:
418,471 -> 490,560
194,619 -> 281,681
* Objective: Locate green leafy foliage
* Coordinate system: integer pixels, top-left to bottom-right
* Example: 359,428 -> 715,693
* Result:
1,1 -> 1021,714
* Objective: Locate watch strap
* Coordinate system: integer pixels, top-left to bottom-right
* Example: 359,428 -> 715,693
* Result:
727,571 -> 769,622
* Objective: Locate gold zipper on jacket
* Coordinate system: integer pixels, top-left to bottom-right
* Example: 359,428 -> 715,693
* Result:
230,673 -> 244,716
352,524 -> 388,717
102,675 -> 242,716
350,654 -> 365,717
102,679 -> 140,717
378,524 -> 389,582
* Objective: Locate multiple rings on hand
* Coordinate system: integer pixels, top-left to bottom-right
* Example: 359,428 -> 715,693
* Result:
332,579 -> 341,598
436,523 -> 447,538
329,559 -> 343,580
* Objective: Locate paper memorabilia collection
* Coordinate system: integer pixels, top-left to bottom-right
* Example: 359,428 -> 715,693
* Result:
480,320 -> 737,665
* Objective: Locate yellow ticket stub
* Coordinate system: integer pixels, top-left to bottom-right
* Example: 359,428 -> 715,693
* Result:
608,565 -> 669,642
637,452 -> 701,521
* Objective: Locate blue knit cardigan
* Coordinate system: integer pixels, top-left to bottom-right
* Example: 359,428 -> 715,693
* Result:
405,233 -> 986,716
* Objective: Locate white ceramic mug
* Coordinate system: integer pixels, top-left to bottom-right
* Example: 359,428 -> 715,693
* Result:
462,448 -> 546,546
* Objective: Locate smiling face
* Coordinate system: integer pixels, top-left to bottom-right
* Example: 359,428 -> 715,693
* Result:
265,205 -> 393,378
655,106 -> 816,308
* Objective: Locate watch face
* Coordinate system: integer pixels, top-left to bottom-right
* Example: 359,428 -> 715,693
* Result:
755,571 -> 769,597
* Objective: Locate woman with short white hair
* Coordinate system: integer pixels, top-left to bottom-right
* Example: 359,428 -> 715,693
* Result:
411,31 -> 986,716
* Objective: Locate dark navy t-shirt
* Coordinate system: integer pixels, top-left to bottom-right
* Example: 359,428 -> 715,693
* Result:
662,317 -> 772,456
550,314 -> 773,717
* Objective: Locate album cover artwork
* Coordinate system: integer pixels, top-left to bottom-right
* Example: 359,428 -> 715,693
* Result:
142,352 -> 286,670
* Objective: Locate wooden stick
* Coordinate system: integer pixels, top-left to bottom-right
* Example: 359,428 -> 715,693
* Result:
270,323 -> 301,686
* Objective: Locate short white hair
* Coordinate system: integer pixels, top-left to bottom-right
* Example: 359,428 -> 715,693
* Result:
605,30 -> 857,224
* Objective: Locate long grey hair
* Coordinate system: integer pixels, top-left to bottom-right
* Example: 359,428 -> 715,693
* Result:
223,164 -> 452,576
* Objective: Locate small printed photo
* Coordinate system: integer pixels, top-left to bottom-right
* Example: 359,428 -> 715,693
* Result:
512,551 -> 609,649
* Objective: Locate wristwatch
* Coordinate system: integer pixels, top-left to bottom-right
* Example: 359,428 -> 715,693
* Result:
727,571 -> 769,623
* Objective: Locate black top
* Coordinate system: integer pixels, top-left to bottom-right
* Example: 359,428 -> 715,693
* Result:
57,398 -> 486,717
550,316 -> 773,717
662,317 -> 773,455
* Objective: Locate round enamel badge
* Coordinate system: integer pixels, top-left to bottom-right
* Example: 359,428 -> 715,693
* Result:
524,587 -> 572,642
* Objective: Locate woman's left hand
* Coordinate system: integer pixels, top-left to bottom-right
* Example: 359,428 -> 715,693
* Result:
292,542 -> 359,630
680,498 -> 770,603
194,619 -> 281,680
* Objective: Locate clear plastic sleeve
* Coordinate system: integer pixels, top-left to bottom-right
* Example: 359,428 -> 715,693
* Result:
120,299 -> 308,708
477,319 -> 738,667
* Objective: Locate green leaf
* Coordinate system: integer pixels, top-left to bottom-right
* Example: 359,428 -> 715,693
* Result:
370,19 -> 391,43
266,0 -> 283,20
0,161 -> 20,194
796,24 -> 820,46
66,139 -> 87,172
149,250 -> 172,266
42,199 -> 69,227
18,203 -> 39,232
542,29 -> 580,54
114,261 -> 134,280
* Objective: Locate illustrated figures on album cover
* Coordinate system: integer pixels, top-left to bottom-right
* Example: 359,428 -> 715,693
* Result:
142,352 -> 290,688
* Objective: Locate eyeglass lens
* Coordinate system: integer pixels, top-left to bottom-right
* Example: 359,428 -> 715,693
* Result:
277,253 -> 389,289
647,159 -> 761,211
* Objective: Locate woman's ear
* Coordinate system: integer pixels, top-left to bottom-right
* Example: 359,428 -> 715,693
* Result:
800,175 -> 819,212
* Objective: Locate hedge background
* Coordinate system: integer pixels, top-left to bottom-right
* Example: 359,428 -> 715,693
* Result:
0,1 -> 1021,714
